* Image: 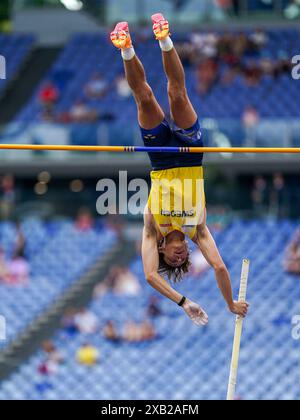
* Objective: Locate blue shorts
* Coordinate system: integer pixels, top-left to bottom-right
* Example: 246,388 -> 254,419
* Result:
140,118 -> 203,170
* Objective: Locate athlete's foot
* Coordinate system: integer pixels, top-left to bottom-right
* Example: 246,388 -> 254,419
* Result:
110,22 -> 132,50
152,13 -> 170,41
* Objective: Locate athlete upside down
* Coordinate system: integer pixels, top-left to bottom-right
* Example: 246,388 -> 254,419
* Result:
110,14 -> 249,326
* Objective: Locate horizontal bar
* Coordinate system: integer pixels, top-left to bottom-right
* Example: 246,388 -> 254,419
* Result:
0,144 -> 300,153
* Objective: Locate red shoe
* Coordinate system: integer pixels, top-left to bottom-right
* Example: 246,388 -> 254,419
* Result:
110,22 -> 132,49
151,13 -> 170,41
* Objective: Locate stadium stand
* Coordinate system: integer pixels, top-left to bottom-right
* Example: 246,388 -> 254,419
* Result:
3,28 -> 296,148
0,219 -> 116,349
0,34 -> 35,95
1,220 -> 299,400
15,28 -> 300,122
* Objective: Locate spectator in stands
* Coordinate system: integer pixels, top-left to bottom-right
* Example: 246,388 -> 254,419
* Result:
39,81 -> 59,116
147,295 -> 162,318
123,319 -> 156,343
251,175 -> 267,217
242,105 -> 260,146
84,73 -> 108,99
6,253 -> 29,286
69,100 -> 98,123
140,319 -> 156,341
123,320 -> 139,342
103,320 -> 120,342
0,174 -> 16,219
4,222 -> 29,285
113,267 -> 141,296
76,343 -> 99,366
249,28 -> 268,50
284,229 -> 300,275
61,308 -> 78,336
42,341 -> 64,365
115,75 -> 131,99
269,173 -> 286,219
74,308 -> 99,334
94,265 -> 141,298
75,207 -> 94,231
38,341 -> 64,376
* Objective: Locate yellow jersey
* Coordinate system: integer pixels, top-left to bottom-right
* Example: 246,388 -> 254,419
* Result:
147,166 -> 206,240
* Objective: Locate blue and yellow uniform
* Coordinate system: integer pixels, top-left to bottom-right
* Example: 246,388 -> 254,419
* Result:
141,118 -> 206,240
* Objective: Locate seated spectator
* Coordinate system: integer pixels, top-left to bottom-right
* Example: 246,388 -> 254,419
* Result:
140,319 -> 156,341
123,320 -> 141,343
85,73 -> 108,99
123,319 -> 156,343
249,28 -> 268,49
75,207 -> 94,232
61,308 -> 78,336
115,75 -> 131,98
103,320 -> 120,342
243,105 -> 259,127
113,267 -> 141,296
6,254 -> 29,286
284,230 -> 300,275
74,308 -> 99,334
42,341 -> 64,364
242,105 -> 260,146
38,341 -> 64,376
147,296 -> 162,318
39,81 -> 59,114
69,100 -> 98,123
76,343 -> 99,366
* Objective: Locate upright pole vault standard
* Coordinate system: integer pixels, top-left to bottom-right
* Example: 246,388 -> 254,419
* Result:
227,259 -> 250,401
0,145 -> 300,153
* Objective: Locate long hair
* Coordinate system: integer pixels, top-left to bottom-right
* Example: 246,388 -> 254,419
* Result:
158,252 -> 191,283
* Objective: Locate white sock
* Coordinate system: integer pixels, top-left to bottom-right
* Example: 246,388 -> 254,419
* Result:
159,36 -> 173,52
121,47 -> 135,61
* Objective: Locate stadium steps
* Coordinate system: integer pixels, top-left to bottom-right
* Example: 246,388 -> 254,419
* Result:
0,47 -> 61,124
0,237 -> 137,381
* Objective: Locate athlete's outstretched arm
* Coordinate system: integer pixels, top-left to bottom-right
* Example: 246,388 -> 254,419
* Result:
142,212 -> 208,326
193,224 -> 249,317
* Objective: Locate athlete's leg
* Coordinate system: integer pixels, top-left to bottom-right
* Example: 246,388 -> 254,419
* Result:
111,22 -> 164,130
152,14 -> 197,129
124,56 -> 165,129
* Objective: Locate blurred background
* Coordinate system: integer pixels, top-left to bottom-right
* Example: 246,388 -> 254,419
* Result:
0,0 -> 300,400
